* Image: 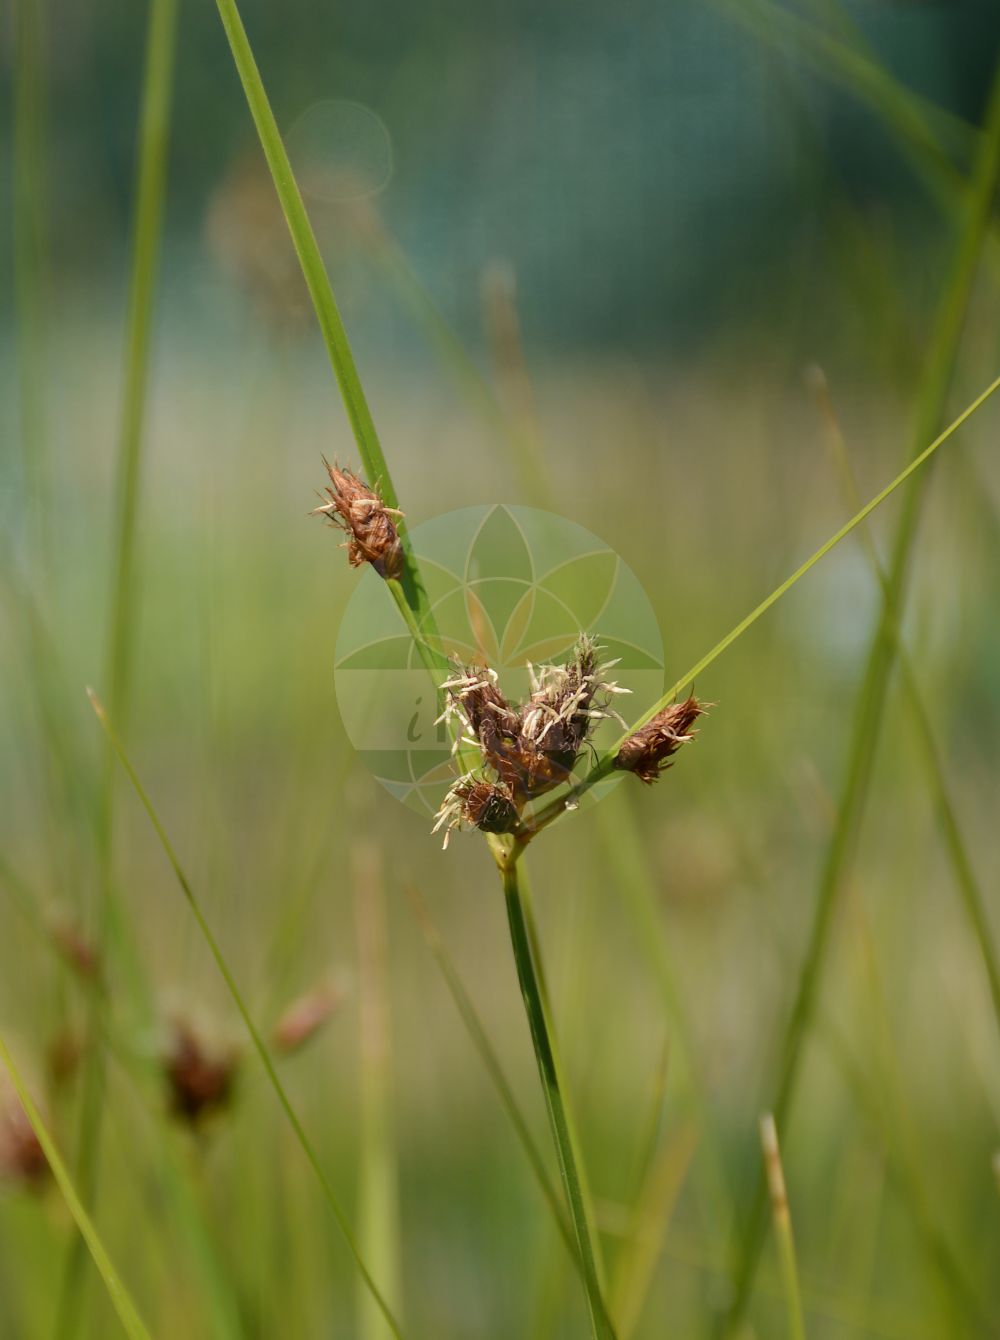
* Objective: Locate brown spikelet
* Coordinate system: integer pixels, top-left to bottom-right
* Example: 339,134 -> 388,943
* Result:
312,461 -> 404,581
615,696 -> 706,784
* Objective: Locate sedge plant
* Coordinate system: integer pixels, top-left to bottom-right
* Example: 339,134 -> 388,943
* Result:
207,3 -> 1000,1335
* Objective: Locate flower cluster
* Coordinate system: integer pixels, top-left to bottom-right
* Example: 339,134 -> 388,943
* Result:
312,461 -> 404,581
432,634 -> 629,846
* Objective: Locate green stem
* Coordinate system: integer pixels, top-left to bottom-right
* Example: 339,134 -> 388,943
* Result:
501,860 -> 616,1340
404,882 -> 578,1265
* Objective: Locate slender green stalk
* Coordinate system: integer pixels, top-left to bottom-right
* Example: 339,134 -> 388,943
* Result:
525,366 -> 1000,839
0,1037 -> 153,1340
88,691 -> 405,1340
718,57 -> 1000,1334
213,0 -> 447,690
403,881 -> 577,1263
758,1115 -> 806,1340
501,860 -> 616,1340
57,2 -> 180,1330
214,0 -> 391,504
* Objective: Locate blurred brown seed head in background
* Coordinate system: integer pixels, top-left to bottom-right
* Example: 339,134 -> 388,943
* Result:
0,1070 -> 48,1189
163,1020 -> 240,1128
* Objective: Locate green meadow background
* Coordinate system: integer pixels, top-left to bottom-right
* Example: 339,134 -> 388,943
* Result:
2,2 -> 1000,1337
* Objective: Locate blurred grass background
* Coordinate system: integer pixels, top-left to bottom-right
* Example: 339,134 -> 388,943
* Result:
2,1 -> 1000,1337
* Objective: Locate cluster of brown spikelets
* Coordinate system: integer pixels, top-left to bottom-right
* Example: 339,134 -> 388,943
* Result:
431,636 -> 706,846
312,460 -> 404,581
432,633 -> 627,845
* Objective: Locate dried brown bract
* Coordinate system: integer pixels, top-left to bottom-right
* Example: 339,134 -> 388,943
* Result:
313,461 -> 404,581
615,696 -> 706,783
163,1020 -> 240,1127
432,777 -> 519,848
0,1071 -> 47,1188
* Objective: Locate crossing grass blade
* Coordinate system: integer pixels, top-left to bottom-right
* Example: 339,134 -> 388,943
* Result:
87,689 -> 406,1340
525,364 -> 1000,839
0,1035 -> 153,1340
810,368 -> 1000,1038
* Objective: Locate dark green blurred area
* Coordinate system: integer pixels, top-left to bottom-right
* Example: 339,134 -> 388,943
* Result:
2,0 -> 1000,346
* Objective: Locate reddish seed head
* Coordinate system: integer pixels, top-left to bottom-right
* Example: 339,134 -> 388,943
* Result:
312,461 -> 404,581
615,696 -> 706,784
163,1020 -> 239,1127
272,983 -> 344,1056
48,916 -> 100,981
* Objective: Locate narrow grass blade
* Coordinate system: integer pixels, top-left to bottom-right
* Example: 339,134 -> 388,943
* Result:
758,1114 -> 806,1340
480,260 -> 556,506
212,0 -> 447,684
353,842 -> 403,1340
526,365 -> 1000,838
501,861 -> 617,1340
594,793 -> 733,1235
403,881 -> 578,1264
0,1036 -> 153,1340
87,690 -> 406,1340
718,57 -> 1000,1334
213,0 -> 393,506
